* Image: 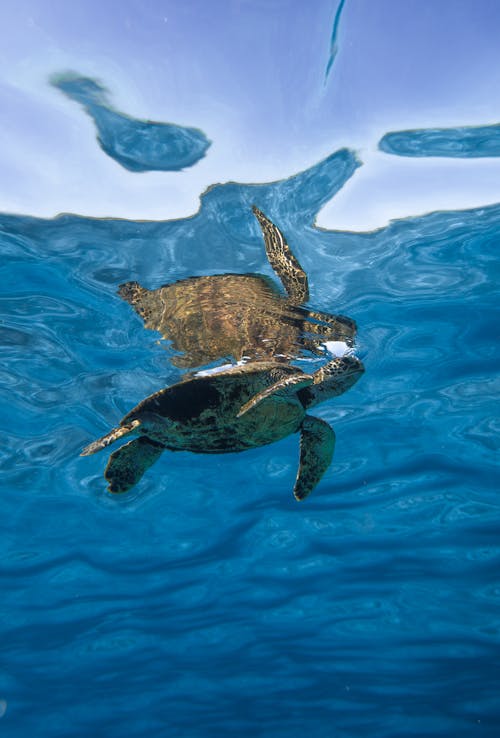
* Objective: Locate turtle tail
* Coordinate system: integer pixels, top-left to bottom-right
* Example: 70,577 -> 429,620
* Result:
80,420 -> 141,456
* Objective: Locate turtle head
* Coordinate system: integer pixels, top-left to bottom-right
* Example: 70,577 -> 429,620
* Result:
299,355 -> 364,408
330,354 -> 365,392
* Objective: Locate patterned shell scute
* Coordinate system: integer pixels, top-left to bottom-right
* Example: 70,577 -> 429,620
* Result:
122,363 -> 306,453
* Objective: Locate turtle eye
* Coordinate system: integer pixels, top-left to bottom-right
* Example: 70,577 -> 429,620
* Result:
269,367 -> 287,383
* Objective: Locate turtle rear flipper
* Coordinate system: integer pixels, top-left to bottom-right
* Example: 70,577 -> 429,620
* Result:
117,281 -> 157,328
294,415 -> 335,501
237,373 -> 314,418
105,437 -> 165,493
117,280 -> 148,307
252,206 -> 309,304
80,420 -> 140,456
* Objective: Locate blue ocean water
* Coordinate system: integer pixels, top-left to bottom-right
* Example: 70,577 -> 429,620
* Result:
52,73 -> 211,171
2,115 -> 500,738
379,123 -> 500,158
324,0 -> 347,82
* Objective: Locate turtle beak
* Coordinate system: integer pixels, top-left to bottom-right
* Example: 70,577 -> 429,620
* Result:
342,355 -> 365,381
343,355 -> 364,372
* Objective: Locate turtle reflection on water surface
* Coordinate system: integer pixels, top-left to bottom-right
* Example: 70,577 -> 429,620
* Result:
82,356 -> 364,500
119,206 -> 357,369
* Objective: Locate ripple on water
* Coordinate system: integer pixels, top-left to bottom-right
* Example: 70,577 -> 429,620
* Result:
2,146 -> 500,736
379,123 -> 500,158
51,72 -> 211,172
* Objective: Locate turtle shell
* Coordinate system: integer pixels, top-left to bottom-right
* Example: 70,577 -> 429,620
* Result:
121,362 -> 307,453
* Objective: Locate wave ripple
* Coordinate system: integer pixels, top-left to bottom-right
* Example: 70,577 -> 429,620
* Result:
2,152 -> 499,736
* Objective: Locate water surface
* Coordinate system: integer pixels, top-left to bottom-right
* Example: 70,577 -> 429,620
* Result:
2,136 -> 499,735
52,72 -> 211,172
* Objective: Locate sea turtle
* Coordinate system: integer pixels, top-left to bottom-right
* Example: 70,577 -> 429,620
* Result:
81,355 -> 364,500
118,206 -> 357,369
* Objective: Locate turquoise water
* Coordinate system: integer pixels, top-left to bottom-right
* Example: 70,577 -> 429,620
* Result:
2,104 -> 500,735
379,123 -> 500,158
52,73 -> 211,171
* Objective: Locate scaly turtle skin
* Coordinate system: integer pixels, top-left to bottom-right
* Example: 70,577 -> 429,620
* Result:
118,206 -> 357,368
81,356 -> 364,500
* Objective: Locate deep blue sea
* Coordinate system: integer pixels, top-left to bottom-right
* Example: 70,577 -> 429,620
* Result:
2,114 -> 500,737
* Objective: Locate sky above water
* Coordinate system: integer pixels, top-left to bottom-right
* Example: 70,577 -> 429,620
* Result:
1,0 -> 500,229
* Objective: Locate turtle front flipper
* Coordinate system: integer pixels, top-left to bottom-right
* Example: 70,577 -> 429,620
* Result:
80,420 -> 141,456
252,205 -> 309,304
294,415 -> 335,501
117,281 -> 158,330
105,437 -> 165,493
237,374 -> 314,418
